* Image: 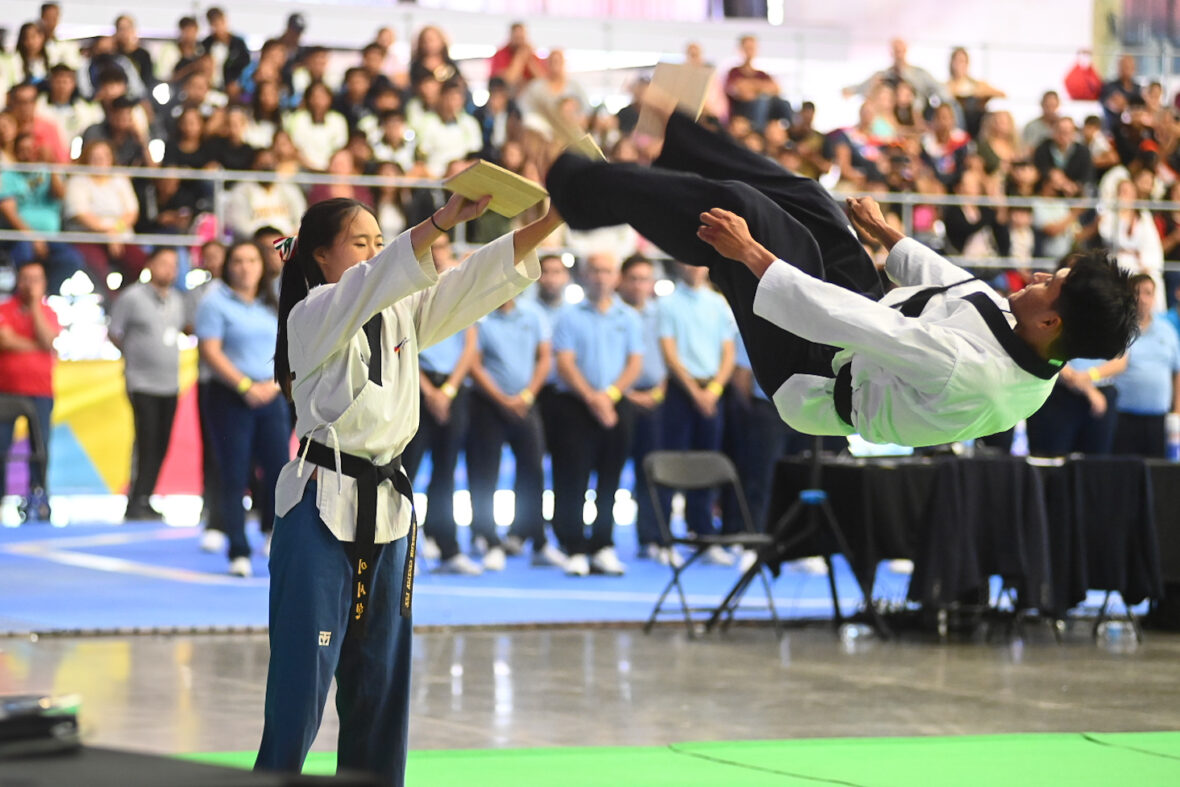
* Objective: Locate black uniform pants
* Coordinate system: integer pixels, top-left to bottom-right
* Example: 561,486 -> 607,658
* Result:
127,391 -> 178,506
403,386 -> 470,560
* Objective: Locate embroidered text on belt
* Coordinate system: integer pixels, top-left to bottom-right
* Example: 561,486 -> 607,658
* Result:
298,438 -> 418,625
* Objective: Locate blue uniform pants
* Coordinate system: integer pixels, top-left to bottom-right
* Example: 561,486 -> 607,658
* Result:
255,481 -> 413,786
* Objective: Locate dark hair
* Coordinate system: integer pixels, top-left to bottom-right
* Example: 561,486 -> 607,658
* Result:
252,225 -> 283,241
1049,250 -> 1139,361
620,253 -> 652,276
275,198 -> 376,398
179,16 -> 197,29
145,246 -> 176,264
221,240 -> 277,308
206,7 -> 225,23
362,42 -> 383,58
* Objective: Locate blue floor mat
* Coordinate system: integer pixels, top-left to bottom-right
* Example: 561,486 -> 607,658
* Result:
0,520 -> 914,634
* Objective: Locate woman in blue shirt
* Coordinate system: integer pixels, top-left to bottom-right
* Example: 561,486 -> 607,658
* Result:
195,240 -> 291,577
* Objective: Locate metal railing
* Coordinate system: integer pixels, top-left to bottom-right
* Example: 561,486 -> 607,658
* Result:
3,160 -> 1180,272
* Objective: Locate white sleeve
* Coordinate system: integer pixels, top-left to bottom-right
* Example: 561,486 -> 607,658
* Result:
753,259 -> 960,385
884,237 -> 973,288
411,231 -> 541,350
288,229 -> 438,373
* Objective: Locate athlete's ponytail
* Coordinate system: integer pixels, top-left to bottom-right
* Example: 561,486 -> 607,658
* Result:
274,198 -> 374,400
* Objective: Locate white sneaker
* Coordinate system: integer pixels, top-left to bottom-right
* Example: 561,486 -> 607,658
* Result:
228,556 -> 253,578
640,543 -> 663,561
502,535 -> 525,556
482,546 -> 506,571
532,544 -> 568,569
262,532 -> 273,558
435,553 -> 484,575
702,544 -> 736,566
664,547 -> 685,569
738,548 -> 760,574
199,529 -> 228,554
419,537 -> 441,561
887,559 -> 914,575
590,546 -> 626,576
565,553 -> 590,577
472,536 -> 489,556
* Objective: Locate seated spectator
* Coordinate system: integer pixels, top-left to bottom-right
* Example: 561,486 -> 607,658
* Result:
418,80 -> 482,176
1082,114 -> 1121,175
238,38 -> 287,104
203,7 -> 250,97
1032,168 -> 1081,260
289,46 -> 334,106
787,101 -> 829,179
370,108 -> 417,172
892,80 -> 925,138
1033,117 -> 1093,195
1101,177 -> 1166,310
488,21 -> 545,93
843,38 -> 953,120
82,36 -> 148,104
345,129 -> 374,173
360,42 -> 398,107
1101,54 -> 1143,131
371,160 -> 410,239
724,34 -> 791,132
306,148 -> 372,207
946,47 -> 1005,138
474,76 -> 520,161
157,106 -> 213,226
829,103 -> 889,188
865,82 -> 899,139
1099,146 -> 1162,210
63,139 -> 145,291
1007,206 -> 1036,263
1021,90 -> 1061,152
245,80 -> 283,149
113,15 -> 154,93
1111,103 -> 1157,166
976,110 -> 1023,177
164,70 -> 228,139
943,167 -> 1010,258
283,81 -> 348,171
41,3 -> 81,71
1113,274 -> 1180,457
0,132 -> 84,293
37,65 -> 102,157
81,94 -> 149,166
154,16 -> 204,86
358,84 -> 401,144
333,67 -> 374,133
15,22 -> 50,87
1155,181 -> 1180,280
519,49 -> 589,131
88,66 -> 149,139
269,129 -> 302,176
411,25 -> 461,89
920,103 -> 972,189
207,105 -> 256,171
0,112 -> 15,162
6,81 -> 68,164
405,72 -> 441,136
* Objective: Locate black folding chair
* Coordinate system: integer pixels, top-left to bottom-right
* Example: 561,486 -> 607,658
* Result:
643,450 -> 782,638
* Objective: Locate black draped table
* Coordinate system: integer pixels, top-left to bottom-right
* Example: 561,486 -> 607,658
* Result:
763,455 -> 1173,617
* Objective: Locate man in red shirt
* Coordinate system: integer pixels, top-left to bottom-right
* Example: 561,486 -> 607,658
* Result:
488,22 -> 546,94
0,262 -> 61,521
724,34 -> 792,132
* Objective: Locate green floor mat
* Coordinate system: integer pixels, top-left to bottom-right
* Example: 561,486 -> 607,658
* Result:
185,731 -> 1180,786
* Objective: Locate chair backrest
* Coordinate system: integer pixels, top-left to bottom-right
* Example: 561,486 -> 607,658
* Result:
644,450 -> 739,491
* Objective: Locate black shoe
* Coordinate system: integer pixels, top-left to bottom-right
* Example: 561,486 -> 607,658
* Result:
125,499 -> 164,521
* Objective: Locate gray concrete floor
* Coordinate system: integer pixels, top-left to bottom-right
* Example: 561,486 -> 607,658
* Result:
2,624 -> 1179,756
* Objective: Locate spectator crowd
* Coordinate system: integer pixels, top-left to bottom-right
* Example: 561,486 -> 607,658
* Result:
3,4 -> 1180,575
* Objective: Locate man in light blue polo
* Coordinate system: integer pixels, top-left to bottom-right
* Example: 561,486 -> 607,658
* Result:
551,251 -> 643,577
467,295 -> 567,569
617,253 -> 672,564
657,262 -> 737,565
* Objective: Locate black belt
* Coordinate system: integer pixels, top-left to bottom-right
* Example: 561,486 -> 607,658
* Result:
299,438 -> 417,626
423,370 -> 449,387
834,364 -> 853,428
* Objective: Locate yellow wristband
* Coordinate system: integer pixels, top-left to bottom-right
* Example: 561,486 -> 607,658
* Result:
519,389 -> 535,405
1088,367 -> 1101,383
441,382 -> 458,399
236,377 -> 253,394
605,385 -> 622,403
706,380 -> 725,397
650,387 -> 665,404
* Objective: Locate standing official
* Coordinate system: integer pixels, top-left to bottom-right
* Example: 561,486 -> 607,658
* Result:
403,240 -> 482,574
616,254 -> 670,563
108,248 -> 186,520
550,251 -> 643,576
658,262 -> 737,564
467,296 -> 566,568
